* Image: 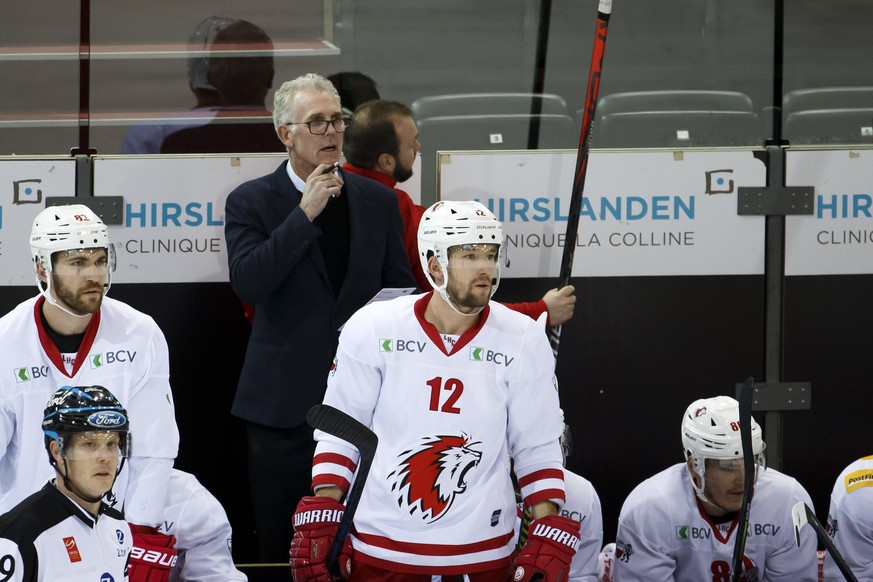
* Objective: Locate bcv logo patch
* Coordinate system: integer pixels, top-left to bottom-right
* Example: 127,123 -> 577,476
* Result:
469,346 -> 514,366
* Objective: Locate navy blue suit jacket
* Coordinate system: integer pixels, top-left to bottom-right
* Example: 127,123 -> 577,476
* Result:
225,161 -> 415,427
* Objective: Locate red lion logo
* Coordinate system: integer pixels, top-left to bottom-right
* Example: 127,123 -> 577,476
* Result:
388,434 -> 482,523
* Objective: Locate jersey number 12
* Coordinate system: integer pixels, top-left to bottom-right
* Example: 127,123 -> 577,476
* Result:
426,376 -> 463,414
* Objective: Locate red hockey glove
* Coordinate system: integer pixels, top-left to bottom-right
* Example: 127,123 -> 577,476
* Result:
127,524 -> 178,582
289,496 -> 352,582
514,514 -> 580,582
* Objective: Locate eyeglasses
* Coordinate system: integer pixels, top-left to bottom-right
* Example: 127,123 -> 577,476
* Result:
285,117 -> 351,135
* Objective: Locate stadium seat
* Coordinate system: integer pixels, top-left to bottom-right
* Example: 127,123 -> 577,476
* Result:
595,90 -> 756,118
783,108 -> 873,145
782,86 -> 873,115
594,110 -> 763,148
781,87 -> 873,144
416,112 -> 577,202
585,90 -> 761,148
411,92 -> 570,119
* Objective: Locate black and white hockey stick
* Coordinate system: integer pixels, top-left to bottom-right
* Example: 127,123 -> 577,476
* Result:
730,377 -> 755,582
791,502 -> 858,582
306,404 -> 378,578
548,0 -> 613,358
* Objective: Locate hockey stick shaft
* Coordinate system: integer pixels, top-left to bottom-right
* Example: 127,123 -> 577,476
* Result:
516,506 -> 533,552
730,377 -> 755,582
791,502 -> 859,582
549,0 -> 612,357
526,0 -> 553,149
306,404 -> 378,577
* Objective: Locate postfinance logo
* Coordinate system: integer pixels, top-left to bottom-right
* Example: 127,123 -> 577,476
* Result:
470,347 -> 484,362
845,468 -> 873,493
379,339 -> 393,352
676,525 -> 689,540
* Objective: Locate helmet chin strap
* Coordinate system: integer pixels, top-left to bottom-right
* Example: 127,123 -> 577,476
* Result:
431,258 -> 496,317
61,474 -> 106,505
688,463 -> 738,515
688,467 -> 715,505
52,444 -> 126,508
687,456 -> 714,505
36,265 -> 110,320
56,461 -> 115,506
436,285 -> 485,317
38,276 -> 92,319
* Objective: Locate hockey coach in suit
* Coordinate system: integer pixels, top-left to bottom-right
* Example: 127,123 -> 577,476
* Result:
224,72 -> 415,562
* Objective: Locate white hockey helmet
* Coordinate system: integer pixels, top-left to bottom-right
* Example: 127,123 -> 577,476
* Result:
31,204 -> 115,297
417,200 -> 505,304
681,395 -> 766,501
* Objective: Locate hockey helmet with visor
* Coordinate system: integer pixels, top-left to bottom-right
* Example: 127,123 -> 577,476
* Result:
417,200 -> 506,311
681,395 -> 766,505
31,204 -> 116,304
43,385 -> 130,476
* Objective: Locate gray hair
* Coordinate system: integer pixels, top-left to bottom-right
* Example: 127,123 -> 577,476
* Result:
272,73 -> 342,130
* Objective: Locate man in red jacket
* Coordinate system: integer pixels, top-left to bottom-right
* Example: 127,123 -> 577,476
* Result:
342,99 -> 576,326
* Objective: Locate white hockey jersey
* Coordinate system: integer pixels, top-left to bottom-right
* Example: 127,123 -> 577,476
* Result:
0,482 -> 132,582
0,295 -> 179,526
824,455 -> 873,581
159,469 -> 247,582
514,469 -> 603,582
559,469 -> 603,582
313,294 -> 565,575
613,462 -> 818,581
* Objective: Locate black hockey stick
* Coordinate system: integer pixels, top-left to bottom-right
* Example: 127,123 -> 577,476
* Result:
791,502 -> 858,582
548,0 -> 613,358
730,377 -> 755,582
526,0 -> 552,149
306,404 -> 378,578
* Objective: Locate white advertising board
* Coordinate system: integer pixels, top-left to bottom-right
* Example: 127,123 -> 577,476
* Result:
438,150 -> 766,277
785,149 -> 873,276
93,155 -> 285,283
0,158 -> 77,285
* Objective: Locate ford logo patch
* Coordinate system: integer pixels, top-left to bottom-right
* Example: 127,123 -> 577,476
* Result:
87,411 -> 126,428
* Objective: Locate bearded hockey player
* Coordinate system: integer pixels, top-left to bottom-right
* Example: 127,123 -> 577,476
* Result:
290,200 -> 580,581
0,204 -> 179,581
612,395 -> 818,581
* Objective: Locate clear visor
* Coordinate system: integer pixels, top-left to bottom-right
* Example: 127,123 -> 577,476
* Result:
51,247 -> 114,277
446,243 -> 500,270
706,449 -> 767,478
62,431 -> 126,462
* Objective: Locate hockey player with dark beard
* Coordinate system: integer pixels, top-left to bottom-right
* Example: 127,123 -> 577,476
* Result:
290,201 -> 580,581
